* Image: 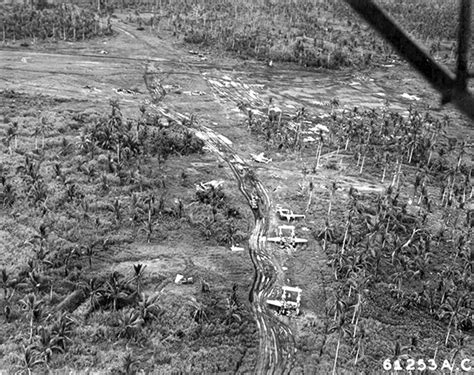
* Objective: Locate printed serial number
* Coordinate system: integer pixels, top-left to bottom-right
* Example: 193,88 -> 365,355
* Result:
383,358 -> 473,372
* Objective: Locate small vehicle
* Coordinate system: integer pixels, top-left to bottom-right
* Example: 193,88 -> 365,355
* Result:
266,286 -> 302,316
276,207 -> 305,222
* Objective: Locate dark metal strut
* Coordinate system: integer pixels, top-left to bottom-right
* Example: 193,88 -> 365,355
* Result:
344,0 -> 474,123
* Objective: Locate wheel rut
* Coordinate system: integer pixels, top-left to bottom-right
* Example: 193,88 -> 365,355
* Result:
117,19 -> 298,373
143,84 -> 296,374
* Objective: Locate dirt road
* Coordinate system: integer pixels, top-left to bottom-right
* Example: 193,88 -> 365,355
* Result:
145,94 -> 296,372
112,21 -> 300,373
195,129 -> 296,374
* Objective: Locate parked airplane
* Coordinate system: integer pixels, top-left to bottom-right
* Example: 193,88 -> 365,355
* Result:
276,207 -> 305,222
251,152 -> 272,164
266,286 -> 302,315
266,225 -> 308,247
195,180 -> 224,192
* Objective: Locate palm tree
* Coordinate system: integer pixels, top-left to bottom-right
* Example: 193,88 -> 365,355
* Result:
15,345 -> 44,375
221,219 -> 240,246
327,181 -> 338,221
33,326 -> 63,363
83,277 -> 102,313
340,218 -> 352,256
27,272 -> 44,294
190,301 -> 208,324
389,341 -> 411,368
117,309 -> 144,340
439,294 -> 469,346
225,285 -> 241,324
389,268 -> 408,300
0,182 -> 16,208
121,352 -> 139,375
104,272 -> 128,311
449,334 -> 468,366
50,313 -> 75,350
28,180 -> 48,207
201,279 -> 210,293
329,314 -> 351,375
353,323 -> 366,365
132,264 -> 146,294
347,273 -> 371,337
137,293 -> 161,323
318,219 -> 334,253
143,194 -> 155,243
306,178 -> 314,212
82,244 -> 95,269
20,294 -> 44,343
37,115 -> 53,149
17,155 -> 42,185
329,291 -> 348,322
4,122 -> 18,155
1,268 -> 11,299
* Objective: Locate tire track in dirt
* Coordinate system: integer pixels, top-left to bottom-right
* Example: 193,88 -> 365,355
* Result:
142,80 -> 296,372
0,48 -> 168,63
197,132 -> 296,375
117,22 -> 299,372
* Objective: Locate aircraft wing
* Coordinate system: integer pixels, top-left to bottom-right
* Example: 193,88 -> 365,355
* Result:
266,237 -> 283,243
202,180 -> 224,189
251,153 -> 264,162
266,299 -> 283,307
290,214 -> 306,219
293,238 -> 308,243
